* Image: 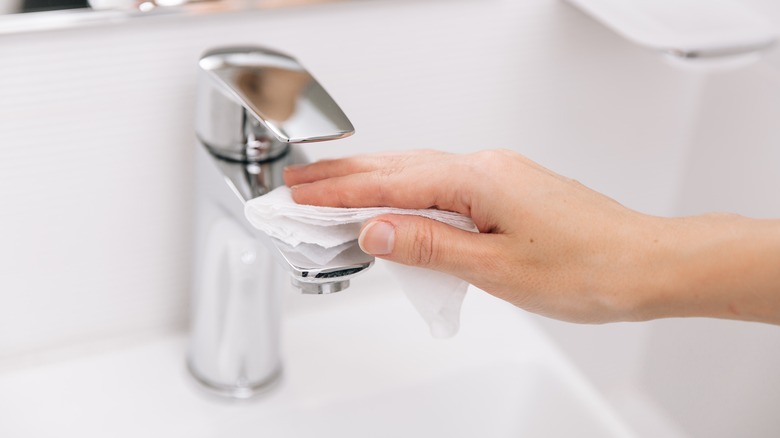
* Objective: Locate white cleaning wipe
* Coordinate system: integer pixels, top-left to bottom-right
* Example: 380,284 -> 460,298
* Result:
244,186 -> 477,338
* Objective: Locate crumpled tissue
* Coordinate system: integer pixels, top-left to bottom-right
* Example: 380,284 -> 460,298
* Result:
244,186 -> 477,338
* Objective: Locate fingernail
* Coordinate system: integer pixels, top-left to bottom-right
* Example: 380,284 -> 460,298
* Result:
284,164 -> 305,172
359,221 -> 395,256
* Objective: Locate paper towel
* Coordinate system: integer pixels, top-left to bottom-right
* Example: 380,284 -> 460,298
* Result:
244,186 -> 477,338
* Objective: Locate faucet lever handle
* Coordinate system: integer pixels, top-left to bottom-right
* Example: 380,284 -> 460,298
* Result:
197,47 -> 354,159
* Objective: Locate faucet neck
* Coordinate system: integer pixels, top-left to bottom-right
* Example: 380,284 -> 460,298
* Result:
200,115 -> 290,163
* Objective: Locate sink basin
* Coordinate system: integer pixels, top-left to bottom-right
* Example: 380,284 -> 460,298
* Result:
0,266 -> 634,438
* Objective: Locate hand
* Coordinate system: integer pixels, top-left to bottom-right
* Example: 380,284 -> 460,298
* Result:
284,149 -> 780,325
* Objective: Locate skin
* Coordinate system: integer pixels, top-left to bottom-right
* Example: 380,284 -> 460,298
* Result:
284,149 -> 780,325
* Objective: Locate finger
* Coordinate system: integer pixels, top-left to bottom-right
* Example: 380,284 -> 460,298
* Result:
290,160 -> 473,215
283,149 -> 445,186
358,214 -> 501,282
284,156 -> 381,186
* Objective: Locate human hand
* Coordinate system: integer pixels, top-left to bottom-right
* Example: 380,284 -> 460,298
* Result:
284,149 -> 780,325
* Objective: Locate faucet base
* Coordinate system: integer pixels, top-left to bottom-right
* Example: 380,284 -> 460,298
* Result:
186,360 -> 282,400
292,279 -> 350,295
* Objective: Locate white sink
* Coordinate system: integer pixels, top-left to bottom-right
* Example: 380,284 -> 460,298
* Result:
0,267 -> 634,438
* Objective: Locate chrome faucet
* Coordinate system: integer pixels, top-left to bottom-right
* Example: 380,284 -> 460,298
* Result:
188,46 -> 374,398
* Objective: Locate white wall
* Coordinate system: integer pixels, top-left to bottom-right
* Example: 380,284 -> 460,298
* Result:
5,1 -> 777,436
537,2 -> 780,437
637,48 -> 780,438
533,4 -> 780,438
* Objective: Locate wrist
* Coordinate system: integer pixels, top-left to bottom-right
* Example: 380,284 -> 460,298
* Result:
632,214 -> 780,324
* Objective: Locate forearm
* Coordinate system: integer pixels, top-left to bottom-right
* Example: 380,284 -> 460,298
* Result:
636,215 -> 780,324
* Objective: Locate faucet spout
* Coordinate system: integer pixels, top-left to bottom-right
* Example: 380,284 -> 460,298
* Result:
188,46 -> 372,398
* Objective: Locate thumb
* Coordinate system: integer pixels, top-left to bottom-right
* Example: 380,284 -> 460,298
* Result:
358,214 -> 486,274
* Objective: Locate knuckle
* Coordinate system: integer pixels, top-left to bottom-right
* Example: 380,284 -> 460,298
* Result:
376,166 -> 398,178
475,148 -> 514,160
472,149 -> 494,162
334,185 -> 349,207
493,148 -> 516,158
467,150 -> 501,177
471,149 -> 514,171
373,167 -> 399,206
408,222 -> 436,267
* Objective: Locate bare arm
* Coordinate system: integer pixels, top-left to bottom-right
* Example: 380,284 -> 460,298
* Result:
285,149 -> 780,325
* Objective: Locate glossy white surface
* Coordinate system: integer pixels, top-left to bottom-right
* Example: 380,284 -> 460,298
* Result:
565,0 -> 776,56
0,272 -> 633,438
